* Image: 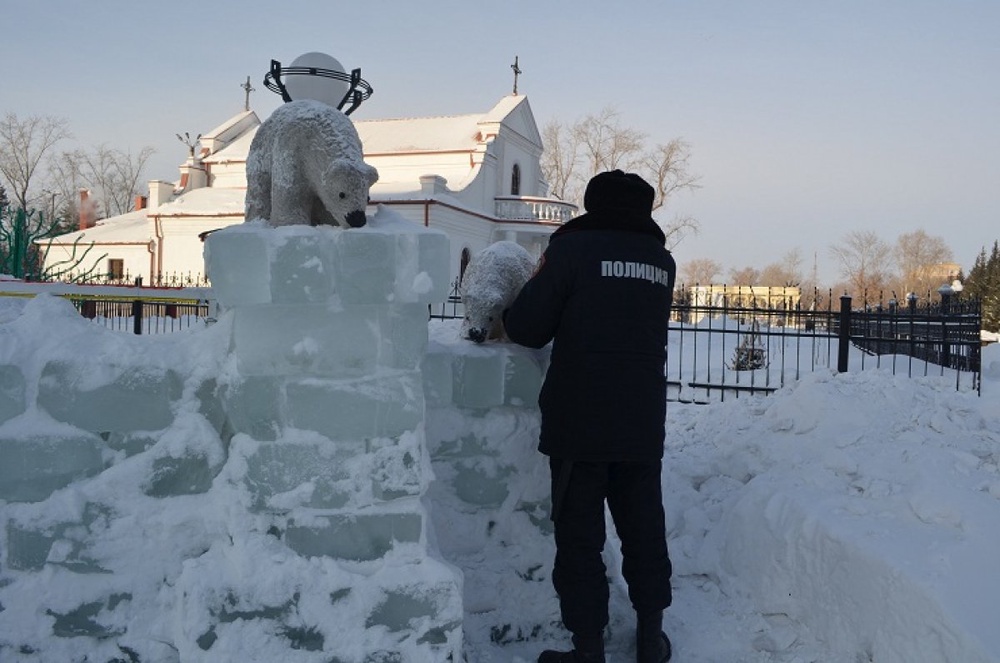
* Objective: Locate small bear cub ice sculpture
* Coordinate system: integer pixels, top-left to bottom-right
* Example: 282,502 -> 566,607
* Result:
460,241 -> 536,343
245,99 -> 378,228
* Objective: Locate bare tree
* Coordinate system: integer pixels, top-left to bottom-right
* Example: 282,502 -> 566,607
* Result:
830,230 -> 893,304
729,266 -> 761,286
680,257 -> 722,285
540,106 -> 701,246
540,120 -> 578,202
0,113 -> 71,209
68,144 -> 155,218
893,229 -> 954,297
759,249 -> 803,287
574,107 -> 646,175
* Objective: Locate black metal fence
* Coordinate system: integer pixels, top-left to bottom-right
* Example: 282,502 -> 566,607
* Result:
71,296 -> 211,334
430,282 -> 983,401
668,289 -> 981,402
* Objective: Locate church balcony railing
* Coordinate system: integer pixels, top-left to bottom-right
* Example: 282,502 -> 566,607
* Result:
494,196 -> 578,224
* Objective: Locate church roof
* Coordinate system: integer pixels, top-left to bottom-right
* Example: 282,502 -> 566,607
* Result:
154,187 -> 245,217
42,210 -> 150,246
356,114 -> 482,154
199,95 -> 533,164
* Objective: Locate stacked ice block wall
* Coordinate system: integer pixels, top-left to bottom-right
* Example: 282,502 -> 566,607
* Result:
202,211 -> 464,660
422,337 -> 564,645
0,208 -> 465,662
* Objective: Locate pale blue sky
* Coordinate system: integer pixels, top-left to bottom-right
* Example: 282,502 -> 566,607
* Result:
4,0 -> 998,285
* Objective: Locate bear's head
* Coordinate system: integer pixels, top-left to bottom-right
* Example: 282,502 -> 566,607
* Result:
316,159 -> 379,228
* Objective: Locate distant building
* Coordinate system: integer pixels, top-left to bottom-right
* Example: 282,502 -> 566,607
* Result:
686,284 -> 802,310
40,95 -> 575,288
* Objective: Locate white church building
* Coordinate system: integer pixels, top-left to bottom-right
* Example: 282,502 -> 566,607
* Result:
42,95 -> 576,289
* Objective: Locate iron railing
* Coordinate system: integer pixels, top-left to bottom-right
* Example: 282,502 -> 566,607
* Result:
430,282 -> 983,400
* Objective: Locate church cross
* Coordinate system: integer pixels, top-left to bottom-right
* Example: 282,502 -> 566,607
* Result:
511,56 -> 522,95
241,76 -> 256,111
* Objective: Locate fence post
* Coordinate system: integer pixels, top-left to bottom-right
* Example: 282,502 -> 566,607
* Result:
838,294 -> 852,372
939,285 -> 952,369
132,299 -> 143,335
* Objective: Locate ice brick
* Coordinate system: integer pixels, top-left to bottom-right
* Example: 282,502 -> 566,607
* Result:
0,363 -> 25,425
452,463 -> 513,507
5,522 -> 56,571
269,229 -> 336,304
221,376 -> 283,441
240,439 -> 365,512
6,504 -> 114,572
102,431 -> 158,457
452,352 -> 505,409
389,226 -> 451,304
285,372 -> 424,440
196,379 -> 227,437
232,304 -> 382,377
48,593 -> 131,638
503,351 -> 544,407
334,230 -> 397,305
371,440 -> 425,501
379,304 -> 430,371
144,454 -> 217,497
421,351 -> 453,407
204,225 -> 272,307
38,360 -> 180,433
0,433 -> 104,502
366,582 -> 462,640
284,512 -> 423,560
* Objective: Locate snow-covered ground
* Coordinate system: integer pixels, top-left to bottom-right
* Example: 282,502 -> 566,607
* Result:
0,295 -> 998,662
429,318 -> 1000,663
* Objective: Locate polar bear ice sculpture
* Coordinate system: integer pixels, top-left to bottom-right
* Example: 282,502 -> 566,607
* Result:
245,98 -> 379,228
460,240 -> 536,343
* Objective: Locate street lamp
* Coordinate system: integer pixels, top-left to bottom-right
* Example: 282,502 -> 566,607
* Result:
263,52 -> 373,115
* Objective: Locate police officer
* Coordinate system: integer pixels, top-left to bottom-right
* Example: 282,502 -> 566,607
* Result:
503,170 -> 675,663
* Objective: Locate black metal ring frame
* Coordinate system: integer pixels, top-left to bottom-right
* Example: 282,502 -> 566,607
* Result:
263,60 -> 373,115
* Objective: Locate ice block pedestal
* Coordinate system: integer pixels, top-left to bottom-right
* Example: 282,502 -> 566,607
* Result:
200,207 -> 463,662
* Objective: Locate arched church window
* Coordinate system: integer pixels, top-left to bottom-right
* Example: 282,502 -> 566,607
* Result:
510,163 -> 521,196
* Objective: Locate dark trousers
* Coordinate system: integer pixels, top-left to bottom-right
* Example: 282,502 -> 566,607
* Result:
549,458 -> 673,636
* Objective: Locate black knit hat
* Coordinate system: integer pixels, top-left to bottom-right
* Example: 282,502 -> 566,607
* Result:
583,169 -> 655,214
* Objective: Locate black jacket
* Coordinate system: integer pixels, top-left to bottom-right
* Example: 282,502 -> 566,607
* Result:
503,210 -> 676,461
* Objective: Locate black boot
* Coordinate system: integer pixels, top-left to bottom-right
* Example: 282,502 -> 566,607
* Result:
538,632 -> 605,663
636,610 -> 671,663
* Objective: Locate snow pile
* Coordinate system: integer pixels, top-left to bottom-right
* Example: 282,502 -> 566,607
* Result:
0,212 -> 465,663
0,234 -> 997,661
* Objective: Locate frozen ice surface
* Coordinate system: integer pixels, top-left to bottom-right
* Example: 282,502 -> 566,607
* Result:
269,229 -> 336,303
237,437 -> 364,512
144,453 -> 217,497
232,303 -> 427,377
372,208 -> 451,304
233,303 -> 383,378
421,349 -> 454,407
0,433 -> 104,502
452,352 -> 505,409
38,360 -> 181,433
0,364 -> 25,425
503,350 -> 544,406
284,511 -> 423,560
207,211 -> 451,309
379,303 -> 430,372
334,230 -> 397,305
204,224 -> 272,307
221,375 -> 283,441
366,580 -> 463,643
370,436 -> 426,501
451,462 -> 513,507
285,371 -> 424,440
